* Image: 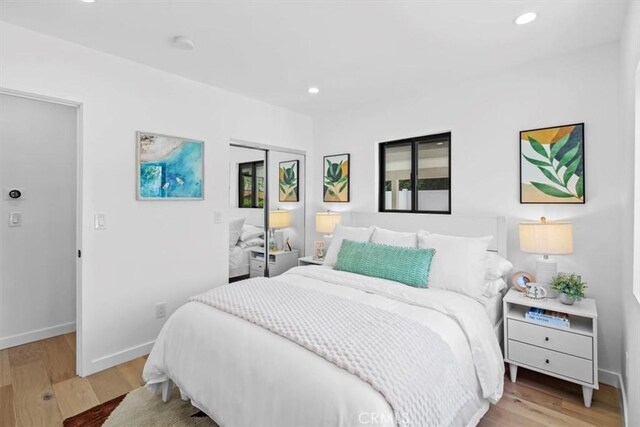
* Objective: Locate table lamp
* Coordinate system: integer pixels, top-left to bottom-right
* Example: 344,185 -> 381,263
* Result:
519,217 -> 573,297
315,211 -> 342,259
269,209 -> 291,251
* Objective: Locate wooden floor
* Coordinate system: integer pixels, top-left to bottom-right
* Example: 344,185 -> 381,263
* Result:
0,333 -> 146,426
0,333 -> 623,426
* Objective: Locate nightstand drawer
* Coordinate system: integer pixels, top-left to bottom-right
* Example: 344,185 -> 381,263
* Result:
508,340 -> 593,384
250,260 -> 265,271
250,268 -> 264,277
507,319 -> 593,360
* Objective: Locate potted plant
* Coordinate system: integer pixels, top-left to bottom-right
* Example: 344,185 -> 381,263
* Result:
550,273 -> 587,305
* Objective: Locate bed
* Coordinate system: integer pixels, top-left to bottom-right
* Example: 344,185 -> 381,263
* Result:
229,221 -> 264,279
146,215 -> 508,426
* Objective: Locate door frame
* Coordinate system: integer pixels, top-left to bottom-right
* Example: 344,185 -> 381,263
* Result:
0,87 -> 85,375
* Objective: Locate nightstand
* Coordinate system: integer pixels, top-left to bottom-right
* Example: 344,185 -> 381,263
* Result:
503,288 -> 598,407
249,249 -> 299,278
298,256 -> 324,266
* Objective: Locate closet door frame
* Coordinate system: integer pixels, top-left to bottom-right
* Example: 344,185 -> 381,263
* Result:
230,139 -> 306,276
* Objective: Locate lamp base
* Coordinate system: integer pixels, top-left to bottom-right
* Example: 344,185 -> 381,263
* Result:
274,229 -> 284,251
536,257 -> 559,298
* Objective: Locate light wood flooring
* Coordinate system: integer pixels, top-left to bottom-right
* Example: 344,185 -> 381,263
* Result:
0,333 -> 623,426
0,333 -> 146,426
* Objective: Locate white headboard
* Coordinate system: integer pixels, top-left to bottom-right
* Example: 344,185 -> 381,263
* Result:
345,212 -> 507,258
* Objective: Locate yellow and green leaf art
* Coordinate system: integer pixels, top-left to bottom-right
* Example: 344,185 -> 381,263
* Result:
323,153 -> 350,202
520,123 -> 584,204
279,160 -> 299,202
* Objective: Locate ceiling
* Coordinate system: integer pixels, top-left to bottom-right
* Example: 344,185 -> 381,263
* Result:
0,0 -> 628,116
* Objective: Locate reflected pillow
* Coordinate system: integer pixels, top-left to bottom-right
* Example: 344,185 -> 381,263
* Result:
229,218 -> 246,247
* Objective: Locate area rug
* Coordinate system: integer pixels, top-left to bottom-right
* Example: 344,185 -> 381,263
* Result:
64,386 -> 218,426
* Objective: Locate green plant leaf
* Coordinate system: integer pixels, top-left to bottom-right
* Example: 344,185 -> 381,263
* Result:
557,145 -> 580,170
562,156 -> 581,185
528,137 -> 549,160
576,175 -> 584,199
537,166 -> 563,187
523,155 -> 552,167
338,181 -> 347,193
530,182 -> 575,198
550,133 -> 571,159
327,188 -> 336,197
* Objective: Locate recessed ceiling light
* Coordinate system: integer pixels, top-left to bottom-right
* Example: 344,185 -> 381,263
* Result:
81,0 -> 96,3
515,12 -> 537,25
308,87 -> 320,95
172,36 -> 195,50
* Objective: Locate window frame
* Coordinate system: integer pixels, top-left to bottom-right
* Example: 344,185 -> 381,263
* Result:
238,160 -> 264,208
378,132 -> 451,215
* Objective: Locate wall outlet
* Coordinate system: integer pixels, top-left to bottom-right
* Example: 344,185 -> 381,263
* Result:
155,302 -> 167,319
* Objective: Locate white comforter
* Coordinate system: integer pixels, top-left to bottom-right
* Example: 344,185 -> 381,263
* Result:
144,266 -> 504,427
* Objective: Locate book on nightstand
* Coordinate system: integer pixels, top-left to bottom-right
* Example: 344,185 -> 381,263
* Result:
525,307 -> 571,328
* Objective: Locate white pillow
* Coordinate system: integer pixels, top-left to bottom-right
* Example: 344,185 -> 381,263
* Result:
238,237 -> 264,249
229,217 -> 246,247
240,224 -> 264,242
485,252 -> 513,280
323,225 -> 375,267
370,227 -> 417,248
483,278 -> 507,298
418,232 -> 492,301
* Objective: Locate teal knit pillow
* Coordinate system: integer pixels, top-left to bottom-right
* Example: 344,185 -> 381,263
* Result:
335,240 -> 435,288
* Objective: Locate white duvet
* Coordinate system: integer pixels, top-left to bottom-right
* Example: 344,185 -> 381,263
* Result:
144,266 -> 504,427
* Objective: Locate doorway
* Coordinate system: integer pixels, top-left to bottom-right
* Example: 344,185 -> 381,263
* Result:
0,89 -> 82,374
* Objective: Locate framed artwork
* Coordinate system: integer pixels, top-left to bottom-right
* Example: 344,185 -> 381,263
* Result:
520,123 -> 585,204
313,240 -> 325,260
279,160 -> 299,202
323,153 -> 350,202
137,132 -> 204,200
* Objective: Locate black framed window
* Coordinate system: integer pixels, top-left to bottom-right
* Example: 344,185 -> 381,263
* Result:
379,132 -> 451,214
239,161 -> 265,208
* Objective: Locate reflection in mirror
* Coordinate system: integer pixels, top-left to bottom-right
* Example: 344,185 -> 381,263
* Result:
269,151 -> 305,257
229,146 -> 266,282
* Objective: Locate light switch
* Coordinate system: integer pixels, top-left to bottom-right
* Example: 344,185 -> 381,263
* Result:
94,213 -> 107,230
8,212 -> 22,227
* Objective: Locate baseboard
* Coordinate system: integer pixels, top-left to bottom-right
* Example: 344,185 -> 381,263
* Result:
599,368 -> 620,388
598,369 -> 628,427
0,321 -> 76,350
84,340 -> 155,376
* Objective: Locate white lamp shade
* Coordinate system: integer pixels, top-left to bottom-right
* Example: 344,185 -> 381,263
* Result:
269,210 -> 291,229
519,221 -> 573,255
316,212 -> 342,234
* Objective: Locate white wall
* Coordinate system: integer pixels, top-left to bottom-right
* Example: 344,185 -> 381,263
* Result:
620,0 -> 640,424
0,22 -> 312,375
0,94 -> 77,348
310,43 -> 624,376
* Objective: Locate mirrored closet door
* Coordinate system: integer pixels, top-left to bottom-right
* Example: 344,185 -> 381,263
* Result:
229,145 -> 266,281
228,143 -> 305,282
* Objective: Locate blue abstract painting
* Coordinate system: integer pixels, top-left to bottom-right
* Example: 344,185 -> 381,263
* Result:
137,132 -> 203,200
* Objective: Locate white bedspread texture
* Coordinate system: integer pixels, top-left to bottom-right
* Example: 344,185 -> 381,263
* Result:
191,278 -> 475,426
144,266 -> 504,426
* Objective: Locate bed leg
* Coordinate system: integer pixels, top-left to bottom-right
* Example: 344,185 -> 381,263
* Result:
161,379 -> 173,402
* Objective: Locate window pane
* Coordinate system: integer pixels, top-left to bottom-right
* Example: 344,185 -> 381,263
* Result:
240,164 -> 253,207
256,163 -> 265,208
417,137 -> 450,212
383,143 -> 412,210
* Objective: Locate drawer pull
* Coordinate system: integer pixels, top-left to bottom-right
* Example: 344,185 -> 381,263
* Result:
545,359 -> 550,364
545,337 -> 549,342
